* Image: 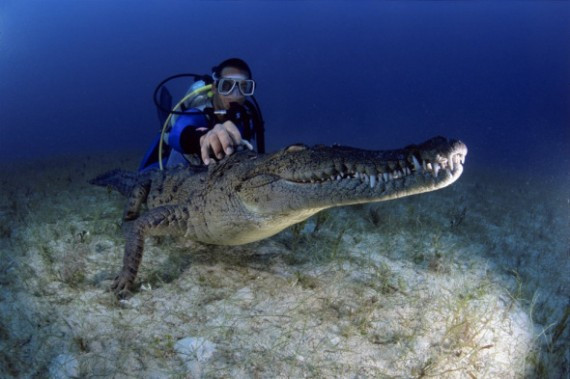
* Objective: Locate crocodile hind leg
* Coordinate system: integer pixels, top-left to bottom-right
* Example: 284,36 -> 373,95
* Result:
112,204 -> 191,298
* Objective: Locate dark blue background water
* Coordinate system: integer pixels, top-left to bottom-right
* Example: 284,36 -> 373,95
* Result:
1,1 -> 568,177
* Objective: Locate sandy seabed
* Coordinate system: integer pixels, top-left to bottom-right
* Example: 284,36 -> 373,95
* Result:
0,151 -> 568,378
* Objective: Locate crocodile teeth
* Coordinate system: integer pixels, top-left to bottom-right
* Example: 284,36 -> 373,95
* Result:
433,163 -> 441,178
369,175 -> 376,188
412,156 -> 422,171
300,154 -> 459,185
453,154 -> 463,167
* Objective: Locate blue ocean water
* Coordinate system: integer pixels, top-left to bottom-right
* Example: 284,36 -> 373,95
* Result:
1,3 -> 569,377
0,1 -> 568,176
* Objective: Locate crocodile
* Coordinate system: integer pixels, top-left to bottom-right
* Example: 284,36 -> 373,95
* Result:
90,136 -> 467,297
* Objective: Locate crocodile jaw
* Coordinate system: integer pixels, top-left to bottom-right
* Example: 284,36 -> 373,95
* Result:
237,137 -> 466,215
214,137 -> 467,245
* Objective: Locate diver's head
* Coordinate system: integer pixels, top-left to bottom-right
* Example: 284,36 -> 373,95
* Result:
212,58 -> 255,110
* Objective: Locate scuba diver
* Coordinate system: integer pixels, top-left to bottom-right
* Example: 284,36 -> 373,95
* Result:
139,58 -> 265,171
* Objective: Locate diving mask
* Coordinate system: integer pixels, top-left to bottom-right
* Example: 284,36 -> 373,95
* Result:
216,77 -> 255,96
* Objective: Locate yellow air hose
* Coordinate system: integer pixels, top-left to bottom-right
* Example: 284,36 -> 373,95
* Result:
158,84 -> 213,170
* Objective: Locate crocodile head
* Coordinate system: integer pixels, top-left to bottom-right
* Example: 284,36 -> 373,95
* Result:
206,136 -> 467,244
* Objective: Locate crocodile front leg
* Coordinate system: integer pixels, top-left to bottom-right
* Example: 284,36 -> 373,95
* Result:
112,204 -> 192,298
123,179 -> 151,221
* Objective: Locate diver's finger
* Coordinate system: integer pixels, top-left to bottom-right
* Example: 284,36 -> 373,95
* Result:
216,128 -> 235,156
200,134 -> 220,164
223,121 -> 242,145
200,139 -> 212,165
209,133 -> 224,160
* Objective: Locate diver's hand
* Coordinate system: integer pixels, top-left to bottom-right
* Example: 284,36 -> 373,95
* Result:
200,121 -> 242,165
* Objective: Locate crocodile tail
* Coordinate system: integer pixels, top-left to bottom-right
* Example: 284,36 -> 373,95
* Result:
89,169 -> 139,197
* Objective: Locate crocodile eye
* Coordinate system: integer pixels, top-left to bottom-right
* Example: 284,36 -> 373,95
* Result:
285,144 -> 308,152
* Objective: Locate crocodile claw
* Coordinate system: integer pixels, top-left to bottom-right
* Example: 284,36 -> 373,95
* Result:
111,271 -> 134,299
